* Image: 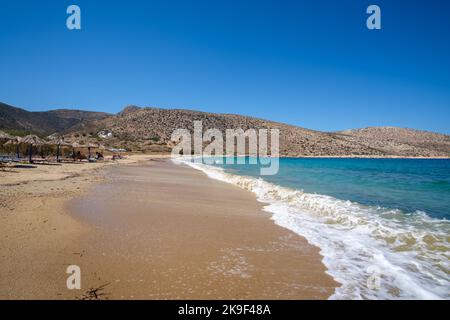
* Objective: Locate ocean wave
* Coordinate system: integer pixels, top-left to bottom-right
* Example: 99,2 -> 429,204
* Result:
173,158 -> 450,300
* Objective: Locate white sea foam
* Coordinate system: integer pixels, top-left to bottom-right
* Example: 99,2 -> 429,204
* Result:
173,158 -> 450,300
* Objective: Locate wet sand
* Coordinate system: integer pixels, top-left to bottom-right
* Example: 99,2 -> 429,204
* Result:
0,157 -> 337,299
68,160 -> 337,299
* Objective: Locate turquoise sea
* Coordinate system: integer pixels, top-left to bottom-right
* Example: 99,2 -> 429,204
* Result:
178,157 -> 450,299
221,158 -> 450,219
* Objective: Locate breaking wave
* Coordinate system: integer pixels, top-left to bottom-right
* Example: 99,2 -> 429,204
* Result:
174,158 -> 450,299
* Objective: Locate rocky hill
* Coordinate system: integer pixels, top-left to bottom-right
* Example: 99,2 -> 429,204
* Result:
1,102 -> 449,157
337,127 -> 450,157
0,102 -> 110,136
68,106 -> 450,157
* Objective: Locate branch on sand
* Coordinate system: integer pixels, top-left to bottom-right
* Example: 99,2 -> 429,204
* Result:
77,283 -> 111,300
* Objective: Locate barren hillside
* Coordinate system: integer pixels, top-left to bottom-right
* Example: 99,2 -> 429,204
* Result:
0,102 -> 110,136
337,127 -> 450,157
68,106 -> 450,157
1,102 -> 449,157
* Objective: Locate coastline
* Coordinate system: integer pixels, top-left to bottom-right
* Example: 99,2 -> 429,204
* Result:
0,156 -> 337,299
184,154 -> 450,159
282,155 -> 450,159
188,158 -> 450,299
233,154 -> 450,159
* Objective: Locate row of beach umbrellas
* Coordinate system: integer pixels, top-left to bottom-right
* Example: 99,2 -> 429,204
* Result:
0,130 -> 104,163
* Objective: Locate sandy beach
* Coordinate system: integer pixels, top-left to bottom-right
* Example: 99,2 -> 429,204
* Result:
0,156 -> 336,299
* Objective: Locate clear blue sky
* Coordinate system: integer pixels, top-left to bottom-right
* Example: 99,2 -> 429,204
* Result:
0,0 -> 449,133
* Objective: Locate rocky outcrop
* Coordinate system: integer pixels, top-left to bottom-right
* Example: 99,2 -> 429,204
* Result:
0,102 -> 110,136
2,102 -> 449,157
76,107 -> 450,157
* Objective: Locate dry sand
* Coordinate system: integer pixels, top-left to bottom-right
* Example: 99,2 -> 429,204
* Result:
0,156 -> 337,299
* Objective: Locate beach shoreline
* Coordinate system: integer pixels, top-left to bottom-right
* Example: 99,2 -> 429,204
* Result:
228,154 -> 450,159
283,155 -> 450,159
0,155 -> 337,299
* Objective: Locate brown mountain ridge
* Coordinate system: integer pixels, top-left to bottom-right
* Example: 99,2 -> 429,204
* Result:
0,102 -> 110,136
1,102 -> 449,157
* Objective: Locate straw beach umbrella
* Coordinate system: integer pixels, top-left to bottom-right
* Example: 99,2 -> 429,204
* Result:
87,142 -> 99,159
50,136 -> 71,162
0,130 -> 14,141
21,135 -> 46,163
0,131 -> 16,160
5,136 -> 23,159
72,142 -> 79,159
71,142 -> 86,160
